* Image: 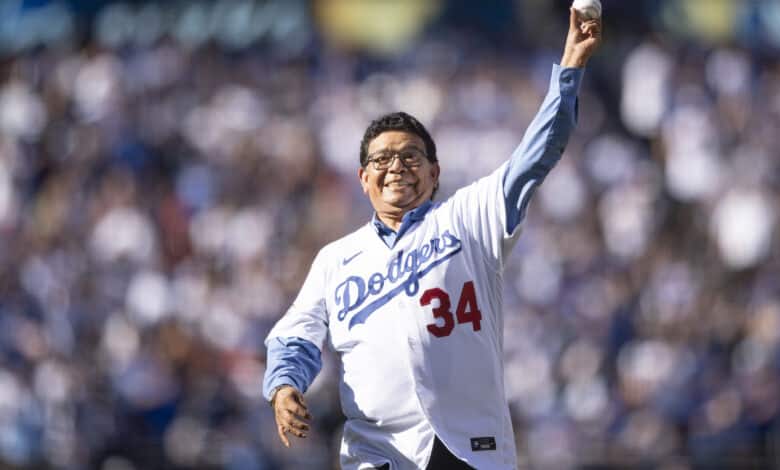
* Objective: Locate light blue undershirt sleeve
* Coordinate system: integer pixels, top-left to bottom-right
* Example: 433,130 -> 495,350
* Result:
504,64 -> 584,233
262,336 -> 322,401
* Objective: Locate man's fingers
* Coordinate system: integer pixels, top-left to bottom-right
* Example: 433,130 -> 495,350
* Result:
581,26 -> 602,43
273,390 -> 314,446
286,414 -> 310,431
580,20 -> 600,33
278,396 -> 312,418
285,391 -> 313,418
292,391 -> 312,416
277,425 -> 291,448
276,407 -> 311,443
290,404 -> 313,420
286,423 -> 307,436
569,8 -> 579,30
283,406 -> 311,421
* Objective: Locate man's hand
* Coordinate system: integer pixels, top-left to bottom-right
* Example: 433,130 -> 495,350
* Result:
561,7 -> 602,68
271,385 -> 312,447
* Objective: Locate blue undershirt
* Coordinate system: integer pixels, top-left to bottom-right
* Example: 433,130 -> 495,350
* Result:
263,64 -> 583,401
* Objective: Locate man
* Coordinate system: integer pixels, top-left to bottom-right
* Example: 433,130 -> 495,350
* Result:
263,8 -> 601,470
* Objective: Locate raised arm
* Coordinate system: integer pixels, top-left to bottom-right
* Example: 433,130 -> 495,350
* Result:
503,8 -> 602,233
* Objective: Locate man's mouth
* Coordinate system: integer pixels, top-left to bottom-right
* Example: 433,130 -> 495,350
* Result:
385,181 -> 414,188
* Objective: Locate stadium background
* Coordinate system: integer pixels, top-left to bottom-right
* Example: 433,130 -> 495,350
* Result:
1,0 -> 779,468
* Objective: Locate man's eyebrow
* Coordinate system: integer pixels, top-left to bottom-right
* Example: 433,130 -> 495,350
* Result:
368,145 -> 425,156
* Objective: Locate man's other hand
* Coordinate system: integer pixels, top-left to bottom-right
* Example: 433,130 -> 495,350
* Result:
272,385 -> 312,447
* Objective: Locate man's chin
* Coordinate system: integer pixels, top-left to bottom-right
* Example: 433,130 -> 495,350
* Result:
382,194 -> 423,210
383,188 -> 412,201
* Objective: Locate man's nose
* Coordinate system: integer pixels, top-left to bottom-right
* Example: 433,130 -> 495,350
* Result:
388,155 -> 407,172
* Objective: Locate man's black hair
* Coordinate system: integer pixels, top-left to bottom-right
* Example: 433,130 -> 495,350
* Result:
359,112 -> 437,167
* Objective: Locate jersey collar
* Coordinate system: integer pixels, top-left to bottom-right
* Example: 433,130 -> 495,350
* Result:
371,200 -> 433,248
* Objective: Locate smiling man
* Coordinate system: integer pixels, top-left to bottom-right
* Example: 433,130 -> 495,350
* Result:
360,126 -> 439,229
263,9 -> 602,470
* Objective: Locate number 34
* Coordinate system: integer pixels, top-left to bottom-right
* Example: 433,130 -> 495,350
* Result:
419,281 -> 482,338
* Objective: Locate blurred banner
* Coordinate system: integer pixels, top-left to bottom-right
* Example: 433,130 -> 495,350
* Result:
2,0 -> 780,55
314,0 -> 441,55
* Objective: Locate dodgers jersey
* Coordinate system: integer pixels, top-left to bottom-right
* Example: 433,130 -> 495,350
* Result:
264,64 -> 583,470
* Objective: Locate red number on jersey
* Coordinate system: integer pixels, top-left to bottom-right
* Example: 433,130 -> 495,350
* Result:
420,288 -> 454,337
455,281 -> 482,331
419,281 -> 482,337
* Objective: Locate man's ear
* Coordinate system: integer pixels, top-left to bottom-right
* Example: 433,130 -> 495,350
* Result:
358,166 -> 369,194
430,162 -> 441,199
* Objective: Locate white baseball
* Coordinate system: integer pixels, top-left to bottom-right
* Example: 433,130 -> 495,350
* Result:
572,0 -> 602,20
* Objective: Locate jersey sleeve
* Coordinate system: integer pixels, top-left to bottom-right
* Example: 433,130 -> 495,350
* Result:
446,164 -> 517,271
445,64 -> 583,270
265,248 -> 330,352
262,249 -> 331,398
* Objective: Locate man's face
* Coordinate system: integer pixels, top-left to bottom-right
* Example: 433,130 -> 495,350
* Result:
359,131 -> 440,216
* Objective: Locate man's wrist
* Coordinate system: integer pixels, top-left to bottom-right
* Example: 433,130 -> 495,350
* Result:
560,54 -> 587,68
269,384 -> 294,407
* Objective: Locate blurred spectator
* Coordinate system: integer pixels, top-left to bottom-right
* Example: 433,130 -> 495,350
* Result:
0,0 -> 779,469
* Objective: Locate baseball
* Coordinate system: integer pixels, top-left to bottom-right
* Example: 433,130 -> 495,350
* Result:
572,0 -> 602,20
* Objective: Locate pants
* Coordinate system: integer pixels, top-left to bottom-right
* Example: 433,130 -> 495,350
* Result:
375,436 -> 475,470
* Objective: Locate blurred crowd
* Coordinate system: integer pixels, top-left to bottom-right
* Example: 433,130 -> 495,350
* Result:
1,0 -> 780,469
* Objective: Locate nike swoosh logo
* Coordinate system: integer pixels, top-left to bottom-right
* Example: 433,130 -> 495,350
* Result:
342,251 -> 363,266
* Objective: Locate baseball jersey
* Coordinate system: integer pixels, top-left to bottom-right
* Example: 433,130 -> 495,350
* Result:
264,64 -> 583,470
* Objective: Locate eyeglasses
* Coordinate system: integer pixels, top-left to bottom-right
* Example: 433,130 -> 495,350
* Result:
365,148 -> 427,170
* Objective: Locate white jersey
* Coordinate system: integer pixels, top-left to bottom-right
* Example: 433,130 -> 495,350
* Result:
267,161 -> 523,469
